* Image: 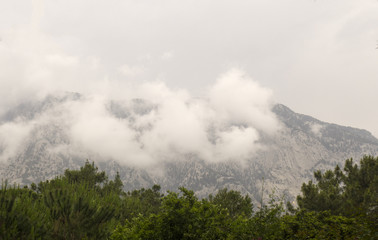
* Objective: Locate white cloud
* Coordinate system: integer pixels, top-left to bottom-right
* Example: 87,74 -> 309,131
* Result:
118,64 -> 145,77
161,51 -> 174,60
0,120 -> 34,162
208,69 -> 278,134
137,54 -> 152,62
0,35 -> 280,166
213,126 -> 260,162
67,96 -> 153,166
310,123 -> 324,138
55,69 -> 279,167
2,0 -> 376,167
45,54 -> 78,67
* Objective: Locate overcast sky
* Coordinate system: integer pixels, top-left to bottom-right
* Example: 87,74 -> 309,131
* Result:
1,0 -> 378,137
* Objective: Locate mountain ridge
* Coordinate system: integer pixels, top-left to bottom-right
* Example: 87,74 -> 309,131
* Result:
1,94 -> 377,204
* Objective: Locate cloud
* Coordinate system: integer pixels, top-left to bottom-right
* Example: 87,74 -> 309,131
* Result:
45,69 -> 278,167
118,64 -> 145,77
213,126 -> 260,162
67,96 -> 153,166
0,120 -> 34,163
0,24 -> 280,166
310,123 -> 324,138
0,25 -> 109,116
161,51 -> 174,60
45,54 -> 79,67
0,1 -> 282,167
208,69 -> 278,134
0,68 -> 280,167
2,0 -> 378,138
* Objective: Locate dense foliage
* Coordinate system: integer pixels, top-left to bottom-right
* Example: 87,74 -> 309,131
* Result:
0,157 -> 377,239
296,155 -> 378,238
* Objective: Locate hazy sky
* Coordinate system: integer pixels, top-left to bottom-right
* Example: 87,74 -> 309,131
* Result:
1,0 -> 378,137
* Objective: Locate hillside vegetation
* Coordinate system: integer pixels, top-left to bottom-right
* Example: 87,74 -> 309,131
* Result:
1,156 -> 377,239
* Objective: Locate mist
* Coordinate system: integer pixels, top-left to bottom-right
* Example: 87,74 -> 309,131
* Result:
0,66 -> 280,167
0,5 -> 283,167
2,0 -> 376,167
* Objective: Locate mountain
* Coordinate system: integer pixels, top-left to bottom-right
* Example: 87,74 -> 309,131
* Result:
1,94 -> 377,204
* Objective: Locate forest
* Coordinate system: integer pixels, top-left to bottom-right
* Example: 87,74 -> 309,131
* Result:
0,155 -> 377,239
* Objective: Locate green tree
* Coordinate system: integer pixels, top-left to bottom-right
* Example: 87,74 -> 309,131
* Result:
281,210 -> 363,240
63,160 -> 107,188
111,187 -> 240,240
249,193 -> 285,240
103,171 -> 124,195
342,156 -> 378,219
116,184 -> 163,222
209,188 -> 253,218
41,177 -> 119,239
297,166 -> 344,214
0,182 -> 49,239
34,161 -> 127,239
297,155 -> 378,237
297,156 -> 377,216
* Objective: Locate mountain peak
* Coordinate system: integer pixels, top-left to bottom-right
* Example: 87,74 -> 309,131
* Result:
1,97 -> 377,203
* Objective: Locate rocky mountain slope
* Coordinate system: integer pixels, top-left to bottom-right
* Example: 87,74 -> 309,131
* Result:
1,94 -> 377,204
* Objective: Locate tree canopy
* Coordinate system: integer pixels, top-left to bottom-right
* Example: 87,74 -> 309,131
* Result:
297,155 -> 377,233
0,156 -> 377,239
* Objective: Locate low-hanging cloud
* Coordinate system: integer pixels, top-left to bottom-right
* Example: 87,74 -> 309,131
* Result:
0,120 -> 34,162
56,69 -> 279,167
0,67 -> 280,167
0,4 -> 280,167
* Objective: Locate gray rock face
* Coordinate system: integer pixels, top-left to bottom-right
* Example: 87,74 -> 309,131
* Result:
1,95 -> 377,204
